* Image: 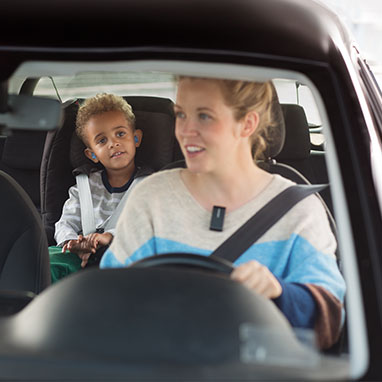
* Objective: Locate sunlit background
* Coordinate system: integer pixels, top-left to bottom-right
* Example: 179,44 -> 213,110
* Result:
319,0 -> 382,87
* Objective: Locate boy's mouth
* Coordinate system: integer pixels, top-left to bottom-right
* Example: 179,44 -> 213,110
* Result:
110,151 -> 125,158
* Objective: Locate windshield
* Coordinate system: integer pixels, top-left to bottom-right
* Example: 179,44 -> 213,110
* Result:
3,61 -> 362,380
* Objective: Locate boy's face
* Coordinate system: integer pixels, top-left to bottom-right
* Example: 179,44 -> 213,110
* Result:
84,110 -> 142,173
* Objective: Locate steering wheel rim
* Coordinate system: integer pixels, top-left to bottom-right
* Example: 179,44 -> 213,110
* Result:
130,253 -> 234,275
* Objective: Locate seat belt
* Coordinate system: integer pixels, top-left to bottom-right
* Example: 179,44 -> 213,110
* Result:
76,174 -> 144,236
76,173 -> 96,236
104,177 -> 144,231
210,184 -> 327,263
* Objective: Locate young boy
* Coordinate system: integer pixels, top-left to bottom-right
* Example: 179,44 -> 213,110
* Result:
49,93 -> 152,282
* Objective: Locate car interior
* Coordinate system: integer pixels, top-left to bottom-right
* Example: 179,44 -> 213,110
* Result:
0,72 -> 337,304
0,63 -> 362,379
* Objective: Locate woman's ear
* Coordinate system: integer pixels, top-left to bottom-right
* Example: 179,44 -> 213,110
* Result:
134,129 -> 143,147
241,111 -> 259,138
84,148 -> 99,163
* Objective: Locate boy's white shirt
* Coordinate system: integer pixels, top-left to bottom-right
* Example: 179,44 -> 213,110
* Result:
54,170 -> 144,246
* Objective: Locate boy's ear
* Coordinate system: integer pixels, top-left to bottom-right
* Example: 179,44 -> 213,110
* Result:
84,148 -> 99,163
134,129 -> 143,148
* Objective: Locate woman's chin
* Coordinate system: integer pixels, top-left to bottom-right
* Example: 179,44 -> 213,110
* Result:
185,161 -> 210,175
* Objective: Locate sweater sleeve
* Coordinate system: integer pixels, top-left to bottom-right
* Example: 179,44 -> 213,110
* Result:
54,185 -> 82,246
272,279 -> 342,350
268,193 -> 345,350
272,278 -> 317,329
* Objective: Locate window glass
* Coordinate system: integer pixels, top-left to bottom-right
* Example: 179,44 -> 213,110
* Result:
273,79 -> 324,149
7,63 -> 365,379
33,72 -> 177,102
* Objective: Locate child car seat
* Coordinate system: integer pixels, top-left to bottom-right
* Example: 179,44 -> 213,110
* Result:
40,96 -> 183,245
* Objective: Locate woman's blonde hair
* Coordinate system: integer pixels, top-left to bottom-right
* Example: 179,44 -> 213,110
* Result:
76,93 -> 135,146
178,77 -> 281,160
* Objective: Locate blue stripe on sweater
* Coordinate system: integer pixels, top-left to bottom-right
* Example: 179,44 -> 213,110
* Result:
100,234 -> 345,302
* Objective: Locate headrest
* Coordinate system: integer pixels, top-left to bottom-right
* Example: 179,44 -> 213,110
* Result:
1,130 -> 46,170
69,96 -> 177,173
275,104 -> 310,160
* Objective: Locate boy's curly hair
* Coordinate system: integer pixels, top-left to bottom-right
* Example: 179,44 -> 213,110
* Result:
76,93 -> 135,146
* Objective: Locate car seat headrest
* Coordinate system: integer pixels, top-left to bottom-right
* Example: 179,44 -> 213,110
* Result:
69,96 -> 179,174
276,104 -> 311,160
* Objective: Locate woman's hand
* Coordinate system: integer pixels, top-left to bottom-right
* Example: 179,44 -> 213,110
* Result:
230,260 -> 282,299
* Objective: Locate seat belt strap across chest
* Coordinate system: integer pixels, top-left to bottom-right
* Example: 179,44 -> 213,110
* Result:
76,173 -> 96,236
76,174 -> 144,236
210,184 -> 327,263
104,177 -> 144,231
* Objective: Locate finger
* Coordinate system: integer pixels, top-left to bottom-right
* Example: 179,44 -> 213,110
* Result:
230,261 -> 260,282
81,253 -> 91,268
236,263 -> 282,299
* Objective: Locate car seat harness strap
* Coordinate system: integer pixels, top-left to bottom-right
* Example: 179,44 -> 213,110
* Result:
104,177 -> 145,231
76,174 -> 145,236
210,184 -> 327,263
76,173 -> 96,236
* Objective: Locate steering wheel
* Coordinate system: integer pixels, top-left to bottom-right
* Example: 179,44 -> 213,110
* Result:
130,253 -> 234,275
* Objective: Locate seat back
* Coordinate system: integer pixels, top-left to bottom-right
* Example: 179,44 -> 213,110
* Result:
0,130 -> 47,213
41,96 -> 182,245
273,104 -> 332,213
275,104 -> 316,181
0,170 -> 50,295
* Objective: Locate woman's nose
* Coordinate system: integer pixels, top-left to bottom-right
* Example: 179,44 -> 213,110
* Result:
178,119 -> 198,136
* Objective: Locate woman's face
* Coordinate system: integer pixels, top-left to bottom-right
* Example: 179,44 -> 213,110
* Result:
174,79 -> 247,175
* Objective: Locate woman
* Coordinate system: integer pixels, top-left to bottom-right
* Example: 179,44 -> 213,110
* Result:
100,77 -> 345,349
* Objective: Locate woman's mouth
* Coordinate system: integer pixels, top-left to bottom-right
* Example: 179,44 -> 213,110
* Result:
185,145 -> 205,156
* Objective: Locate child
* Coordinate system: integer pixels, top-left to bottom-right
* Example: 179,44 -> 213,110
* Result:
49,93 -> 152,282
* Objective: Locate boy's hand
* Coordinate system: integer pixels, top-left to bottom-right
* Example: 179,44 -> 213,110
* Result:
62,235 -> 96,255
62,233 -> 113,268
85,232 -> 113,249
77,252 -> 92,269
230,260 -> 282,299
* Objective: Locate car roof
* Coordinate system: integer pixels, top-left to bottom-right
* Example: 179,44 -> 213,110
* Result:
0,0 -> 352,71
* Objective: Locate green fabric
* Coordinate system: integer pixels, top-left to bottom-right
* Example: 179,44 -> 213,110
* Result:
49,246 -> 82,283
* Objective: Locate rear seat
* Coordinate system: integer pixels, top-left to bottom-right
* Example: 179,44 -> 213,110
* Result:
40,96 -> 183,246
275,104 -> 333,214
0,130 -> 47,214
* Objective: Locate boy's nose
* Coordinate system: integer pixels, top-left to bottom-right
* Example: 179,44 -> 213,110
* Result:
109,140 -> 120,148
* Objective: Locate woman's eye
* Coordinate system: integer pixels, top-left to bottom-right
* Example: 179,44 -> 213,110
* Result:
175,111 -> 186,119
199,113 -> 211,121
